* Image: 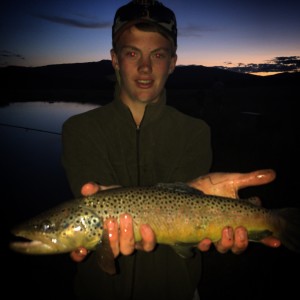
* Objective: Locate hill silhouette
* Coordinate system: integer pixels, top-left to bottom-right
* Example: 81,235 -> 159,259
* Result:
1,60 -> 299,104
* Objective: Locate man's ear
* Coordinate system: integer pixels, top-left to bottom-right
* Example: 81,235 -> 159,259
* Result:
169,54 -> 177,74
110,49 -> 119,70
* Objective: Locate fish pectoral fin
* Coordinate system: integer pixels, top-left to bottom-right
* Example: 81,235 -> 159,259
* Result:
171,243 -> 196,259
95,229 -> 116,275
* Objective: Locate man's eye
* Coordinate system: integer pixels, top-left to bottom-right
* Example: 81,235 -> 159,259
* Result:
127,51 -> 136,57
154,53 -> 165,59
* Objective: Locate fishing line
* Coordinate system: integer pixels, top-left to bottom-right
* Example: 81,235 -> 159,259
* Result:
0,122 -> 61,135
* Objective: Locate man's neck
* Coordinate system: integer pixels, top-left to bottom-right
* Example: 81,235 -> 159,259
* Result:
118,89 -> 163,127
125,100 -> 146,127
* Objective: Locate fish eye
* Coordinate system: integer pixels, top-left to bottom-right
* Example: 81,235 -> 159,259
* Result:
35,220 -> 55,232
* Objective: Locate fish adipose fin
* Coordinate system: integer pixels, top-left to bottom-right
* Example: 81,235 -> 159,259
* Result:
96,229 -> 116,275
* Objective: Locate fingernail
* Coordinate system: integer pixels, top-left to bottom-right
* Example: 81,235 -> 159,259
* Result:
226,227 -> 233,241
201,241 -> 210,251
141,223 -> 151,235
121,213 -> 131,233
75,248 -> 85,256
237,228 -> 246,241
107,219 -> 115,238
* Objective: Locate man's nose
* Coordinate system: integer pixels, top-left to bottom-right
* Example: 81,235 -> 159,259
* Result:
138,56 -> 152,73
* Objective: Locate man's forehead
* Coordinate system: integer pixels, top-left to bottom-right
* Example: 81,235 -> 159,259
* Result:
116,26 -> 173,48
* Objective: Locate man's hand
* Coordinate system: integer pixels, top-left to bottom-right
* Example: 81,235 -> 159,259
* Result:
187,168 -> 276,199
103,213 -> 156,257
188,169 -> 281,253
71,182 -> 156,262
70,215 -> 155,262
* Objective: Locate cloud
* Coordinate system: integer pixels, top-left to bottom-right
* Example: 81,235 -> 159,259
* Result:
0,50 -> 25,66
218,56 -> 300,74
271,56 -> 300,68
178,24 -> 217,38
33,13 -> 111,29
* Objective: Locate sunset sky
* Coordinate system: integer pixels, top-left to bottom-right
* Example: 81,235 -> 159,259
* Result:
1,0 -> 300,74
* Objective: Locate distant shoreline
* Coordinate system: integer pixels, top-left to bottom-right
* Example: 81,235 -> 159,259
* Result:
1,89 -> 114,105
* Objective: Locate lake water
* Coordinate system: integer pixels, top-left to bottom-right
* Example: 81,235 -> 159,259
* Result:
1,101 -> 100,298
0,101 -> 100,134
1,101 -> 100,218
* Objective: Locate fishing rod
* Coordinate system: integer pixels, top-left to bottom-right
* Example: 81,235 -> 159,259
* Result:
0,122 -> 61,135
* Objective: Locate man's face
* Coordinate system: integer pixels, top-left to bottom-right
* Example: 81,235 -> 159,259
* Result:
111,26 -> 177,105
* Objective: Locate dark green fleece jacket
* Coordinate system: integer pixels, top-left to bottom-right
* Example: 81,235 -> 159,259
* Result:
61,89 -> 212,300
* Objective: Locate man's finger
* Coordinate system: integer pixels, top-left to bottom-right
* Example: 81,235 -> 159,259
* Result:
231,169 -> 276,191
70,247 -> 88,262
119,214 -> 135,255
188,169 -> 276,199
214,226 -> 234,253
260,236 -> 281,248
105,218 -> 120,258
81,182 -> 100,196
197,238 -> 212,252
135,224 -> 156,252
99,184 -> 122,191
230,227 -> 248,254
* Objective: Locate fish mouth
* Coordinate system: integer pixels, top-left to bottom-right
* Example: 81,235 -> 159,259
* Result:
10,239 -> 51,253
9,233 -> 64,255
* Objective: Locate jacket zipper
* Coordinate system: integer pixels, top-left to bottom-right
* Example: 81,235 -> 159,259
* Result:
136,125 -> 141,186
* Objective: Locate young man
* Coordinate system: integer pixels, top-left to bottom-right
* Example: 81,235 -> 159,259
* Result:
62,1 -> 279,299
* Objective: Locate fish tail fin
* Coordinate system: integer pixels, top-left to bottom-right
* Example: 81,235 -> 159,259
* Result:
274,207 -> 300,253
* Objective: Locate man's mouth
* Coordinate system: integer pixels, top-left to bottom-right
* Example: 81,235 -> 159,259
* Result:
136,79 -> 153,88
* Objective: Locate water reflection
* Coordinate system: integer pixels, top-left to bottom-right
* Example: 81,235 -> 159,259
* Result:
0,101 -> 99,134
1,101 -> 100,215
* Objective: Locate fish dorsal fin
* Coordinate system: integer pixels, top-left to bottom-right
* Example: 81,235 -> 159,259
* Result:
171,243 -> 196,259
155,182 -> 204,196
244,196 -> 261,206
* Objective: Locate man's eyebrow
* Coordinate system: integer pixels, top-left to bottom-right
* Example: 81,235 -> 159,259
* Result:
121,45 -> 140,51
121,45 -> 171,53
151,47 -> 172,53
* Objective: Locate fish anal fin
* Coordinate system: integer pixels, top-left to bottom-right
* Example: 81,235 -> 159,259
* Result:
95,229 -> 116,275
248,230 -> 273,242
171,243 -> 196,258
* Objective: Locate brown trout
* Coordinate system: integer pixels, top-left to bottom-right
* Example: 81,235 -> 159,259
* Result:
10,183 -> 300,274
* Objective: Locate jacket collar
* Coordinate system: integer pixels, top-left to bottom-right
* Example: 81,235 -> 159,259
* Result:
112,88 -> 167,128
